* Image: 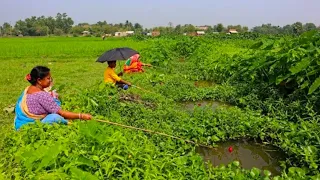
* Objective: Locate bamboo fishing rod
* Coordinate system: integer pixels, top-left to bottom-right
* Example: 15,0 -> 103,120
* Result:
131,85 -> 156,94
94,119 -> 215,149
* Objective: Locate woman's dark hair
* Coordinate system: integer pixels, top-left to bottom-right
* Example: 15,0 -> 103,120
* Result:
107,61 -> 116,65
28,66 -> 50,85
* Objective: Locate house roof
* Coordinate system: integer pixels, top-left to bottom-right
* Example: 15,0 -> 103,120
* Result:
228,29 -> 238,33
196,26 -> 209,30
196,31 -> 205,34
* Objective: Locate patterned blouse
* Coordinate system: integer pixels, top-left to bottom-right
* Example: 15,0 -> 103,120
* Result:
26,91 -> 60,115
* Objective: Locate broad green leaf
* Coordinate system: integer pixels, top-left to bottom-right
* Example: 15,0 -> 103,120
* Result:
276,74 -> 291,85
289,57 -> 311,75
232,161 -> 240,167
76,156 -> 95,168
0,173 -> 7,180
261,40 -> 275,50
300,81 -> 309,89
70,167 -> 99,180
264,170 -> 272,177
272,176 -> 281,180
211,135 -> 220,142
271,47 -> 282,53
269,61 -> 280,73
37,143 -> 62,171
311,174 -> 320,180
307,69 -> 318,76
250,41 -> 263,49
112,155 -> 126,162
92,155 -> 100,161
250,168 -> 261,178
308,77 -> 320,94
310,163 -> 318,169
37,172 -> 69,180
288,167 -> 306,177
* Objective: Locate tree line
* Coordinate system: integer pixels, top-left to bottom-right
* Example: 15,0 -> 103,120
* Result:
0,13 -> 319,36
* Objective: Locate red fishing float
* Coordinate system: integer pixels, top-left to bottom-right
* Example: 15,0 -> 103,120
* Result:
228,146 -> 233,153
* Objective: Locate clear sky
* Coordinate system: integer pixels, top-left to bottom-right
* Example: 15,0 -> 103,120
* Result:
1,0 -> 319,28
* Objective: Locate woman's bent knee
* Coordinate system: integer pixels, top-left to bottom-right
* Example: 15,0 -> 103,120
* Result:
41,114 -> 68,125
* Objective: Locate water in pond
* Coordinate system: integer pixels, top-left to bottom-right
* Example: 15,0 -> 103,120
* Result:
182,100 -> 230,112
196,139 -> 286,176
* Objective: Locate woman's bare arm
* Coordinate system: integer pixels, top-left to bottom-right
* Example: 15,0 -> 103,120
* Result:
57,109 -> 91,120
119,79 -> 131,86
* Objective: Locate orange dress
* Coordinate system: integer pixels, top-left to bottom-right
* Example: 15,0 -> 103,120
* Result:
123,54 -> 144,73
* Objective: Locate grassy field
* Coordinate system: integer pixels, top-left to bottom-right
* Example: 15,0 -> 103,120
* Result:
0,37 -> 145,122
0,35 -> 319,179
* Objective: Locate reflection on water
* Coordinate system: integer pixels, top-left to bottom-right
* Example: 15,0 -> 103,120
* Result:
196,139 -> 286,176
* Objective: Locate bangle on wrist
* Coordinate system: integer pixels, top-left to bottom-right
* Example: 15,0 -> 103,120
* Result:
78,113 -> 81,119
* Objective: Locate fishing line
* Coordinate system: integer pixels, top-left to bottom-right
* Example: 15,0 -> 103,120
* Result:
94,119 -> 215,149
131,85 -> 157,94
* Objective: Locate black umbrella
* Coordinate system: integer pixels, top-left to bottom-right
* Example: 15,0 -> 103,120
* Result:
96,47 -> 139,63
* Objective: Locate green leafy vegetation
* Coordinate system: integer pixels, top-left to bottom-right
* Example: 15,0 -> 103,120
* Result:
0,34 -> 320,179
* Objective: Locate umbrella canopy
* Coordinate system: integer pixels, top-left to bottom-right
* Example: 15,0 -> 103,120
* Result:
96,47 -> 139,63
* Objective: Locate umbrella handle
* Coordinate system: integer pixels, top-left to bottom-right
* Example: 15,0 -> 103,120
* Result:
118,61 -> 123,73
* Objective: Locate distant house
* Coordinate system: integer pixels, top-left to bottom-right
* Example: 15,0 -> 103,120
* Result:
16,30 -> 23,37
82,31 -> 90,35
196,26 -> 209,31
152,31 -> 160,36
228,29 -> 238,34
81,31 -> 91,36
196,31 -> 205,36
114,32 -> 127,37
126,31 -> 135,36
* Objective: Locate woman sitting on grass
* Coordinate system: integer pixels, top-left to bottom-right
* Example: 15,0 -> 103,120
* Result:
123,54 -> 152,73
14,66 -> 92,130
